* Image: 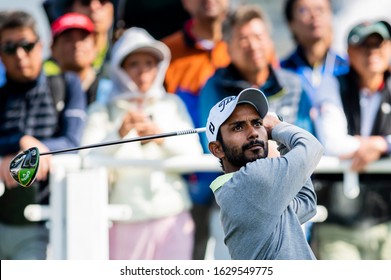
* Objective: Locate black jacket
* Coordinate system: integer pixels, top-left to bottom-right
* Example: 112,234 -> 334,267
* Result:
316,70 -> 391,227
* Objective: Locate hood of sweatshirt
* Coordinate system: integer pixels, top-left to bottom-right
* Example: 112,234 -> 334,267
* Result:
109,27 -> 171,101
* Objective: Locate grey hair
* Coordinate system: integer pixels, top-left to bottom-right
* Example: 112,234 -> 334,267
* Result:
222,4 -> 272,42
0,10 -> 39,40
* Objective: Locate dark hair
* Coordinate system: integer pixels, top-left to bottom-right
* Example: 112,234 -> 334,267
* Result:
284,0 -> 331,23
63,0 -> 113,12
0,11 -> 9,24
222,4 -> 271,42
63,0 -> 78,12
284,0 -> 297,23
380,20 -> 391,37
0,10 -> 39,40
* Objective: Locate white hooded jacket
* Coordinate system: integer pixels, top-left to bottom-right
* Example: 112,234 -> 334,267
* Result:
109,27 -> 170,101
82,27 -> 203,222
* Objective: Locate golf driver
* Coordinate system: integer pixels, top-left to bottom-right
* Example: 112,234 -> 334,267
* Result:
9,127 -> 206,187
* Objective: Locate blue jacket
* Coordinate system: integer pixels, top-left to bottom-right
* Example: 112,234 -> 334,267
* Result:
281,46 -> 350,137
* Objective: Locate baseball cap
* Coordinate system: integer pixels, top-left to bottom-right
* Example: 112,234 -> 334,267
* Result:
206,88 -> 269,143
51,13 -> 94,39
347,20 -> 391,45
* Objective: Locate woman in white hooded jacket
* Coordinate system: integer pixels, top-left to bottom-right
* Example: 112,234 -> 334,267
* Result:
82,27 -> 203,259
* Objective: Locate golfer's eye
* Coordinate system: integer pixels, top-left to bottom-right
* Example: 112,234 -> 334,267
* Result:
233,124 -> 243,131
254,121 -> 262,127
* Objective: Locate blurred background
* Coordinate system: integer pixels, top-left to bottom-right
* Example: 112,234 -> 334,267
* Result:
2,0 -> 391,60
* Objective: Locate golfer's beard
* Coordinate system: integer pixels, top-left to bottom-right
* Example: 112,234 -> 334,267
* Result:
222,139 -> 268,168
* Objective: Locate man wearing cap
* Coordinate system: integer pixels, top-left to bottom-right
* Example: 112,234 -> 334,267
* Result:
206,88 -> 323,260
311,20 -> 391,259
45,12 -> 111,105
44,0 -> 114,75
45,12 -> 95,75
0,11 -> 86,259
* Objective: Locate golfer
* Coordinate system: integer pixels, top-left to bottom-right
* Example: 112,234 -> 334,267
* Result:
206,88 -> 324,260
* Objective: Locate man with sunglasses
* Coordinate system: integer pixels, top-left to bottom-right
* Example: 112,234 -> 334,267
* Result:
0,10 -> 86,260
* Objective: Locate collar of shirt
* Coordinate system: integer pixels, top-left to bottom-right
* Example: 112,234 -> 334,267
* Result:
183,19 -> 216,50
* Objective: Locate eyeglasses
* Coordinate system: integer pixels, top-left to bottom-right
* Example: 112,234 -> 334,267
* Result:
0,39 -> 39,55
79,0 -> 110,6
294,5 -> 329,21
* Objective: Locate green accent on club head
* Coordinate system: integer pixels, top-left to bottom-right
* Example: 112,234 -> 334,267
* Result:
18,168 -> 35,187
9,147 -> 40,188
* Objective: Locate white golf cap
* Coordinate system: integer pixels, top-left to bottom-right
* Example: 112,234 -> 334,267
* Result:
206,88 -> 269,143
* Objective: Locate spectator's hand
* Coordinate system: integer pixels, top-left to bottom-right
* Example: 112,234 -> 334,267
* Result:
135,121 -> 163,145
19,135 -> 52,183
0,155 -> 19,188
119,111 -> 162,144
119,110 -> 145,137
347,136 -> 387,171
263,112 -> 282,139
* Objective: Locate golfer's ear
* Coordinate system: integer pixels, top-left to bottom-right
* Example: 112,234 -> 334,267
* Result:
209,141 -> 224,159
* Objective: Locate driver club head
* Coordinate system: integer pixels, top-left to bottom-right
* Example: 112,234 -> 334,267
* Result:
9,147 -> 40,187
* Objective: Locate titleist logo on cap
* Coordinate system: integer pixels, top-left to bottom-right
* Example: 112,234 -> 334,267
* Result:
218,96 -> 236,112
209,96 -> 237,136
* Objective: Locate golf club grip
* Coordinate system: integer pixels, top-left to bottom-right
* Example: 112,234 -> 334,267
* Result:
40,127 -> 206,156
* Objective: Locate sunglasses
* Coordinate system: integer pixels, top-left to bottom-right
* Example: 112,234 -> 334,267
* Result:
79,0 -> 110,6
0,39 -> 39,55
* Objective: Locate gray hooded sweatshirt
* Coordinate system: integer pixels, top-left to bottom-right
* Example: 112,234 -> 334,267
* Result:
210,122 -> 324,260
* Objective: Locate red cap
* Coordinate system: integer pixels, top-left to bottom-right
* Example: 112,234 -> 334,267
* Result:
51,13 -> 94,38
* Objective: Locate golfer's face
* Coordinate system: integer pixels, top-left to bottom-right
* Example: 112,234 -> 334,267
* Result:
220,104 -> 268,169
